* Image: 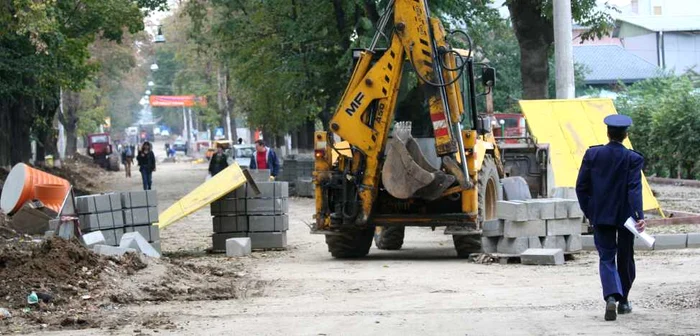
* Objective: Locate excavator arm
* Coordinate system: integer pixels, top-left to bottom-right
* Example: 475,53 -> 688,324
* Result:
317,0 -> 474,227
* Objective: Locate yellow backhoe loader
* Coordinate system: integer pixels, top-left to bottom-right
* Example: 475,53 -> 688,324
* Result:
312,0 -> 519,258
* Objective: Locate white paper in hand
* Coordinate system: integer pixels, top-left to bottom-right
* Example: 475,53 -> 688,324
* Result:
624,217 -> 655,248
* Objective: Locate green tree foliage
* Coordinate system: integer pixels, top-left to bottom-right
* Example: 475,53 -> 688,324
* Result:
0,0 -> 166,165
616,75 -> 700,179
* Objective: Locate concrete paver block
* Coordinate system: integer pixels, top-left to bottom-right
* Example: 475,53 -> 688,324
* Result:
551,187 -> 577,200
102,229 -> 118,246
541,235 -> 566,250
245,198 -> 289,214
249,232 -> 287,249
127,191 -> 148,208
125,225 -> 151,243
80,214 -> 100,231
149,225 -> 160,242
496,237 -> 529,254
546,218 -> 581,236
120,232 -> 160,258
94,194 -> 121,213
581,235 -> 596,251
145,190 -> 158,207
148,207 -> 158,223
481,237 -> 498,253
212,232 -> 248,252
687,233 -> 700,248
93,244 -> 137,257
520,248 -> 565,265
482,220 -> 503,237
115,228 -> 124,246
568,202 -> 584,219
97,212 -> 115,229
249,169 -> 271,182
57,221 -> 76,239
130,208 -> 151,225
565,234 -> 582,252
553,199 -> 572,219
496,201 -> 528,221
526,199 -> 556,219
81,231 -> 106,248
76,196 -> 97,214
503,219 -> 546,238
528,236 -> 542,249
213,215 -> 248,233
634,236 -> 654,250
246,182 -> 289,199
226,237 -> 252,257
249,215 -> 289,232
654,234 -> 687,250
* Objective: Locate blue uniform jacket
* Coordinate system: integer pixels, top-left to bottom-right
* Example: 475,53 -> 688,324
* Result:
575,142 -> 645,226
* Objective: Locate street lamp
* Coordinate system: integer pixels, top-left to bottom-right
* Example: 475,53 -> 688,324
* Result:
145,90 -> 152,95
148,81 -> 154,87
150,63 -> 159,71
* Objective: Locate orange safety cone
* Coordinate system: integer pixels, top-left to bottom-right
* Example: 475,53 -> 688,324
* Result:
34,184 -> 70,213
0,163 -> 70,215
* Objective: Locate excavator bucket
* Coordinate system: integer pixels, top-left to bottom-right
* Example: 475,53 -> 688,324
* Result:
382,122 -> 455,201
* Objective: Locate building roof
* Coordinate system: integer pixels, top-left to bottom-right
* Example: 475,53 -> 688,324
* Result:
573,45 -> 660,85
615,15 -> 700,37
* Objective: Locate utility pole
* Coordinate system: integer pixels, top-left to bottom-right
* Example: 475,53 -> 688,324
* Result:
553,0 -> 575,99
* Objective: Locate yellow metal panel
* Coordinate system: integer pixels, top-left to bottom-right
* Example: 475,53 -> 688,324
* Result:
519,98 -> 660,211
156,163 -> 250,228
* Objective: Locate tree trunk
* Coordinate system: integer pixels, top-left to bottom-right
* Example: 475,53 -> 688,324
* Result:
507,0 -> 554,99
297,118 -> 315,151
59,91 -> 81,157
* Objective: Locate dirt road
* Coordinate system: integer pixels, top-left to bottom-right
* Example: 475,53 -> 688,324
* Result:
48,145 -> 700,335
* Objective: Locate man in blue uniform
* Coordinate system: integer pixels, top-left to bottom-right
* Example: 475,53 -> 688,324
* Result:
575,114 -> 646,321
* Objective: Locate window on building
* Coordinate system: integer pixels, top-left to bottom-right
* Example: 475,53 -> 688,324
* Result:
631,0 -> 638,14
653,6 -> 663,15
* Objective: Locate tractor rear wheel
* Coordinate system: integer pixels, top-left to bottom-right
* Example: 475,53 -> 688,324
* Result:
453,155 -> 501,258
325,227 -> 374,258
374,226 -> 405,250
108,155 -> 120,172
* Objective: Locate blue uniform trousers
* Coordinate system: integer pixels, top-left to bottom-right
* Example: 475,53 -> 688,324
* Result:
594,224 -> 636,302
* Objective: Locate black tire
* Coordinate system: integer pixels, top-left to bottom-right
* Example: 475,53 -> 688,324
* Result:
453,155 -> 501,258
374,226 -> 405,250
109,155 -> 120,172
325,227 -> 374,258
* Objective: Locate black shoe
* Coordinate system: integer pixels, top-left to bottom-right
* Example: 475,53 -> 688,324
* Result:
605,297 -> 617,321
618,302 -> 632,314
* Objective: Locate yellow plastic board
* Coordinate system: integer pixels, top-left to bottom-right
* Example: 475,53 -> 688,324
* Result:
519,98 -> 660,211
156,163 -> 250,229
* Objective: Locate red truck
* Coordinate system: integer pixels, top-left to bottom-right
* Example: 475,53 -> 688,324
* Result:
492,113 -> 527,144
86,133 -> 119,171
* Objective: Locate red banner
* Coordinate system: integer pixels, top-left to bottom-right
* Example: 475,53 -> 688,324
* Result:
149,95 -> 207,107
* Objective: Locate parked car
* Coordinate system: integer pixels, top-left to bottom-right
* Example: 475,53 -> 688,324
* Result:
233,144 -> 255,168
172,140 -> 188,155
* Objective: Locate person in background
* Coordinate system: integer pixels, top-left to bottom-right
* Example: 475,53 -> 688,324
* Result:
208,143 -> 229,177
122,144 -> 135,178
237,138 -> 243,145
137,141 -> 156,190
249,139 -> 279,180
575,114 -> 645,322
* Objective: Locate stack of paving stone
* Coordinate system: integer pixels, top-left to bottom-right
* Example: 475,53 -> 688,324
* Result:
210,181 -> 289,251
73,191 -> 160,252
121,190 -> 161,252
279,156 -> 314,197
76,193 -> 124,246
483,198 -> 583,256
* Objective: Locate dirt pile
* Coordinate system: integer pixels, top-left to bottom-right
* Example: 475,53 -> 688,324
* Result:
0,238 -> 105,309
42,156 -> 107,196
0,238 -> 259,333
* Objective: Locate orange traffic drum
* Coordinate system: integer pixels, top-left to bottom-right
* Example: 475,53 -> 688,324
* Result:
0,163 -> 70,215
34,184 -> 70,213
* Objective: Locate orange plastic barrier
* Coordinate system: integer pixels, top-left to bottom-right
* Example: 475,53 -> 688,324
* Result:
0,163 -> 70,215
34,184 -> 70,213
